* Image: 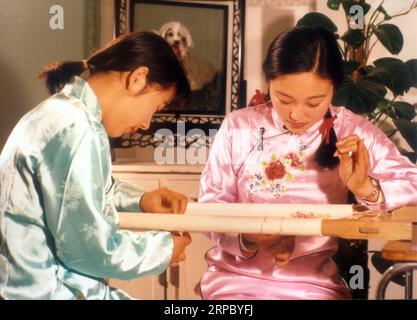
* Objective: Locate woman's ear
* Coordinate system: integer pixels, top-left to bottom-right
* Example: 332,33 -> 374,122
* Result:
127,66 -> 149,95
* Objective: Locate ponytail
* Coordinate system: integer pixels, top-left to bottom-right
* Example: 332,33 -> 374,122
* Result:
38,32 -> 190,108
38,60 -> 89,95
314,109 -> 339,169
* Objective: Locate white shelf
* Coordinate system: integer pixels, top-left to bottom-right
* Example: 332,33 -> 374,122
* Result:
112,161 -> 205,174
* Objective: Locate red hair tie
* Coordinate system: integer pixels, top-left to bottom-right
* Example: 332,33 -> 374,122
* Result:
249,89 -> 266,106
319,115 -> 337,145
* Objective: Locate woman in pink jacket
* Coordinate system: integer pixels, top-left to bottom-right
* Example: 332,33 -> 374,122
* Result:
198,26 -> 417,300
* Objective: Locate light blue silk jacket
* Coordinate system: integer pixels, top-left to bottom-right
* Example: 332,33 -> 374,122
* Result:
0,77 -> 173,299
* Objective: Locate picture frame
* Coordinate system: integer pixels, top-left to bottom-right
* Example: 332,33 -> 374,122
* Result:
113,0 -> 246,149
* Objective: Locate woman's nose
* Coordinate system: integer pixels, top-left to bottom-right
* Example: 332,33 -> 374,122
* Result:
288,106 -> 303,121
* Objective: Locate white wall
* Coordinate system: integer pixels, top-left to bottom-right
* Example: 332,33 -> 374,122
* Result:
245,0 -> 314,97
0,0 -> 100,151
101,0 -> 115,45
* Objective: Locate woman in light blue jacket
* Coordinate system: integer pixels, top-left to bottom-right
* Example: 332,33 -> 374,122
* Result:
0,31 -> 191,299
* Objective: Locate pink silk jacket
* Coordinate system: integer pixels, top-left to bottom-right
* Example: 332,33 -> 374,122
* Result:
198,104 -> 417,300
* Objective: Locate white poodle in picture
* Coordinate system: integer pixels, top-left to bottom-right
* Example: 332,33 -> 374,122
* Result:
159,21 -> 217,92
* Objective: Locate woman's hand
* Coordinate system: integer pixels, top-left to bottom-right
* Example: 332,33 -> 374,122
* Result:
139,188 -> 191,266
241,233 -> 295,267
335,134 -> 377,199
140,187 -> 188,214
170,232 -> 192,267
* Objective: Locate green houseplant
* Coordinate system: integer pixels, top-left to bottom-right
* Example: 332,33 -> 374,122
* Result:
297,0 -> 417,162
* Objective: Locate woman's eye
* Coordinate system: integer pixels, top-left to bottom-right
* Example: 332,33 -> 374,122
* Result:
308,104 -> 319,108
279,100 -> 291,105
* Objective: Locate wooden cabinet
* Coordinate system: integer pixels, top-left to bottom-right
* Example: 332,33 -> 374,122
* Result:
108,162 -> 214,300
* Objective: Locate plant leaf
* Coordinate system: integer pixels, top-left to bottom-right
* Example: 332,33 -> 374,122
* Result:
297,12 -> 338,34
376,99 -> 396,118
327,0 -> 342,10
382,100 -> 417,120
343,61 -> 360,75
405,59 -> 417,88
341,29 -> 365,49
333,76 -> 387,114
393,119 -> 417,151
367,58 -> 413,96
377,5 -> 392,20
342,1 -> 371,16
372,24 -> 403,54
393,102 -> 416,121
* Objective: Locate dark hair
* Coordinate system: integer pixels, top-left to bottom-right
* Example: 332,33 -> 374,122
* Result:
39,31 -> 190,110
263,26 -> 343,169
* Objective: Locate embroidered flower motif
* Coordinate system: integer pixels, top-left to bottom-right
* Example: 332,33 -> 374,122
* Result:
65,187 -> 83,212
265,159 -> 286,180
285,152 -> 303,168
291,211 -> 331,219
80,222 -> 98,242
246,141 -> 308,201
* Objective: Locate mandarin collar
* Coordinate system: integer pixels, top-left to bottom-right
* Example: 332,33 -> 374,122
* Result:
61,76 -> 102,122
250,103 -> 335,139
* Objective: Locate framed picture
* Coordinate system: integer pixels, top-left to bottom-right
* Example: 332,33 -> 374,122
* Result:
113,0 -> 245,149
